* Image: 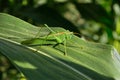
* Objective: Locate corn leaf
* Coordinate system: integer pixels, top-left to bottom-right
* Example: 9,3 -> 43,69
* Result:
0,13 -> 120,80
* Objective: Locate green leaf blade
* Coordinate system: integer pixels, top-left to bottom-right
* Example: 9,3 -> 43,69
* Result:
0,13 -> 120,80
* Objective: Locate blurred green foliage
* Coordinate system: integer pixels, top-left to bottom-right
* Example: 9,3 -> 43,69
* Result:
0,0 -> 120,79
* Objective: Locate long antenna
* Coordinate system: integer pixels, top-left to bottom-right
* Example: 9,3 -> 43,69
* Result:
44,24 -> 56,34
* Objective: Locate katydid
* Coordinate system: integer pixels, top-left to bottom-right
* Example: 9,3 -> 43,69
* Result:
22,24 -> 74,55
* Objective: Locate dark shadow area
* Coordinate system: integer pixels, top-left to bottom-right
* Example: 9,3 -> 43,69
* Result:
18,4 -> 80,33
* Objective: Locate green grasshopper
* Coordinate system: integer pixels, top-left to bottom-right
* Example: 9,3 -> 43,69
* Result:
21,24 -> 74,55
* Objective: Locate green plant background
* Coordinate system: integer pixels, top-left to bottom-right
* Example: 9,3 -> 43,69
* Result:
0,0 -> 120,80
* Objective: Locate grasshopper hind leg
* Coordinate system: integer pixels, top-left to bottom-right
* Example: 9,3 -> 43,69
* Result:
53,42 -> 67,56
64,39 -> 67,55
